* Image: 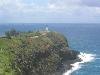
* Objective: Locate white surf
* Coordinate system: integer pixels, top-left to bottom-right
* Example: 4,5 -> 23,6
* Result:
63,52 -> 95,75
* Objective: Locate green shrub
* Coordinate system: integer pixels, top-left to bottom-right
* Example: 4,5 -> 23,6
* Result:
10,29 -> 16,36
4,67 -> 11,73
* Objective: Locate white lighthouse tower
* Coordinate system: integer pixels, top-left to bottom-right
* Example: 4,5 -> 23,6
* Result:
46,25 -> 48,31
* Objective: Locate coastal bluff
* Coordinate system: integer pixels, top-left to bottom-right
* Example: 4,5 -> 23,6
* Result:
0,30 -> 80,75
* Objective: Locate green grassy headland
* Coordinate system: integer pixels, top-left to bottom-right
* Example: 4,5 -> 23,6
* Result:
0,30 -> 79,75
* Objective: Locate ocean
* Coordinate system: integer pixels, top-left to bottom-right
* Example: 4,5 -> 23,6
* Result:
0,23 -> 100,75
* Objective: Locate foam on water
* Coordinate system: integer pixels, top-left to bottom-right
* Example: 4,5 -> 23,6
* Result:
63,52 -> 95,75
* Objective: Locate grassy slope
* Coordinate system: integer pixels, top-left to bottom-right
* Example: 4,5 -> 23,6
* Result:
0,37 -> 20,75
10,31 -> 72,75
19,31 -> 48,37
0,50 -> 15,75
0,31 -> 73,75
0,31 -> 49,75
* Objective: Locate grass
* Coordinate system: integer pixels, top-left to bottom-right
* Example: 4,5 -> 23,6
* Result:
0,38 -> 21,50
0,50 -> 15,75
20,33 -> 37,37
0,31 -> 47,75
0,30 -> 60,75
0,38 -> 11,49
20,31 -> 49,38
0,37 -> 21,75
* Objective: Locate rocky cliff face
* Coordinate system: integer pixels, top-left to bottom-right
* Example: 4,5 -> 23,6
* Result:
10,31 -> 80,75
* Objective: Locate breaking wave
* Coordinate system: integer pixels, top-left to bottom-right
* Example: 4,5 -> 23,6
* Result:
63,52 -> 95,75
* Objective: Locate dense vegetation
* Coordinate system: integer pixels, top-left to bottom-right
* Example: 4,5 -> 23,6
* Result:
0,29 -> 79,75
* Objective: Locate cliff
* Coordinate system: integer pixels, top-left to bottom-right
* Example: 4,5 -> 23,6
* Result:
0,30 -> 79,75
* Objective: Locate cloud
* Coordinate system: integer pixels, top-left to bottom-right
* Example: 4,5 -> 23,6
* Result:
49,0 -> 81,6
49,0 -> 100,7
48,0 -> 100,17
0,0 -> 100,23
80,0 -> 100,7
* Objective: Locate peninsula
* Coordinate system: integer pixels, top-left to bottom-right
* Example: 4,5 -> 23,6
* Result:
0,27 -> 80,75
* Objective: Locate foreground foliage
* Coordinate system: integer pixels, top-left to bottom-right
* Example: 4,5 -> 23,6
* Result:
0,30 -> 79,75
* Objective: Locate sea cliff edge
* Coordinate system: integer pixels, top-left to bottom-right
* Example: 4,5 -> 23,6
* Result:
0,30 -> 80,75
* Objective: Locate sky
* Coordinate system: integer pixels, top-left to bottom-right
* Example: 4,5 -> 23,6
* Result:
0,0 -> 100,23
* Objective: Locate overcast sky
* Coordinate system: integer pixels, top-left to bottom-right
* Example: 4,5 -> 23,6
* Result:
0,0 -> 100,23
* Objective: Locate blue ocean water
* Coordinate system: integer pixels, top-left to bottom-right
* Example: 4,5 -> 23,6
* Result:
0,23 -> 100,75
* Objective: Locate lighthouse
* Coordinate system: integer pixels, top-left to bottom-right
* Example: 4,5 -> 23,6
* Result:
46,25 -> 48,31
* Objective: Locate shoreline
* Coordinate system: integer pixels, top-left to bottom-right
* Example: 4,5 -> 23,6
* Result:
62,52 -> 95,75
51,54 -> 81,75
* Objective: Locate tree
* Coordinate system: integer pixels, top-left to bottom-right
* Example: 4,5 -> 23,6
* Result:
10,29 -> 16,36
5,31 -> 11,39
17,30 -> 20,35
29,30 -> 31,33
